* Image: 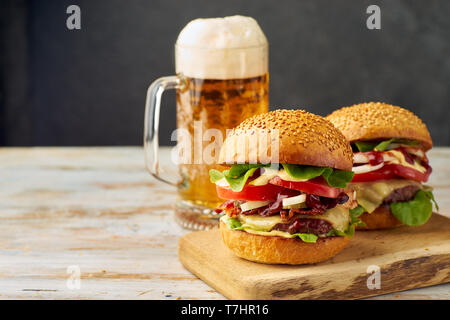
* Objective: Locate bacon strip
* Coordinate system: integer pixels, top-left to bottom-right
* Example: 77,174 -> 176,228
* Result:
259,194 -> 290,217
215,200 -> 242,217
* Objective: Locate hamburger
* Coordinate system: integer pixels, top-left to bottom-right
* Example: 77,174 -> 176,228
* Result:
209,109 -> 360,265
327,102 -> 438,230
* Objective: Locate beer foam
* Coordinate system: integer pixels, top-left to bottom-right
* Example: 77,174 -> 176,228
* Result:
175,16 -> 268,79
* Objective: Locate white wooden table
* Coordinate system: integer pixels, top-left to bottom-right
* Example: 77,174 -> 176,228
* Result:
0,147 -> 448,300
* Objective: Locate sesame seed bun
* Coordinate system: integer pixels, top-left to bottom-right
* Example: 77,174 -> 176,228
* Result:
220,221 -> 351,265
218,109 -> 353,170
326,102 -> 432,150
357,205 -> 403,230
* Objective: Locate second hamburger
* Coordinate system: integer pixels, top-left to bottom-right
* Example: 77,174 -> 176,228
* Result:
327,102 -> 438,230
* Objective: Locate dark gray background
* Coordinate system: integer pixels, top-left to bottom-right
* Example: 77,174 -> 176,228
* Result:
1,0 -> 449,146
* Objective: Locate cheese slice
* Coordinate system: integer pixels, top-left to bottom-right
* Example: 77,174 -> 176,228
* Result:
233,205 -> 350,233
239,214 -> 282,231
243,228 -> 303,239
350,179 -> 422,213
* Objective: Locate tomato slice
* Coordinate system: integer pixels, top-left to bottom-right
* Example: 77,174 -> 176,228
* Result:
268,176 -> 342,198
216,184 -> 299,201
352,164 -> 431,182
390,164 -> 431,182
351,168 -> 396,182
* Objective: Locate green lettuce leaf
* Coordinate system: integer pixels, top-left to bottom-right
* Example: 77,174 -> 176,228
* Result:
209,164 -> 268,192
354,139 -> 420,152
327,225 -> 356,238
209,169 -> 224,183
349,204 -> 366,217
225,167 -> 260,192
326,229 -> 347,237
282,164 -> 353,188
225,217 -> 245,230
321,168 -> 355,188
292,233 -> 318,243
374,139 -> 395,151
349,205 -> 366,228
281,164 -> 325,180
227,164 -> 266,178
390,189 -> 436,226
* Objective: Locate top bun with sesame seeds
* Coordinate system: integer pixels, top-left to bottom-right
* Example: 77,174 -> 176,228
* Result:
326,102 -> 433,150
218,109 -> 353,171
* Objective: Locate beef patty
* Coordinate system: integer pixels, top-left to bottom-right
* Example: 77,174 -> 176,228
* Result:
383,185 -> 421,204
273,218 -> 333,235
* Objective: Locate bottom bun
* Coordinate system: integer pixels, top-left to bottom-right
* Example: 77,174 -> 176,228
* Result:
220,221 -> 351,265
357,205 -> 403,230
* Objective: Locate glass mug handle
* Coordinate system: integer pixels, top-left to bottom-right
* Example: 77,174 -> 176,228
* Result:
144,74 -> 186,186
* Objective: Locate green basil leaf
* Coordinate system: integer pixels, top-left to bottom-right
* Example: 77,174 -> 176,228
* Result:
225,167 -> 260,192
423,190 -> 439,211
374,138 -> 395,151
225,217 -> 245,230
330,224 -> 356,237
326,229 -> 346,237
211,164 -> 268,192
390,190 -> 433,226
325,230 -> 337,237
349,205 -> 366,227
209,169 -> 224,183
349,205 -> 365,218
322,169 -> 355,188
355,138 -> 419,152
354,141 -> 378,152
282,164 -> 353,188
293,233 -> 318,243
281,164 -> 326,180
345,224 -> 356,237
227,164 -> 267,178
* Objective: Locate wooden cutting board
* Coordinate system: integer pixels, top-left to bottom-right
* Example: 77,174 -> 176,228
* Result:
178,213 -> 450,299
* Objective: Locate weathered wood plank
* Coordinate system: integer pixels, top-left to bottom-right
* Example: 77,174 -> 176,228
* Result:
0,147 -> 448,299
179,214 -> 450,300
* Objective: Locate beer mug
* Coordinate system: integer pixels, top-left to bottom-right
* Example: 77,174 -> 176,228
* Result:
144,16 -> 268,230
